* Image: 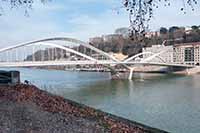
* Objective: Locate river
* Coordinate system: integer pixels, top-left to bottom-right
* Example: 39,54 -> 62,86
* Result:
3,68 -> 200,133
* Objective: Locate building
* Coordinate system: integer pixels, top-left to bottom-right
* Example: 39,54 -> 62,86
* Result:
145,31 -> 160,38
141,42 -> 200,66
89,37 -> 103,44
102,34 -> 123,42
109,52 -> 128,61
185,26 -> 193,34
142,45 -> 174,63
173,42 -> 200,65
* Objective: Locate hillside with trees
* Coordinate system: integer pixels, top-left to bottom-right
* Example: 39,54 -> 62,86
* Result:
26,25 -> 200,60
89,25 -> 200,57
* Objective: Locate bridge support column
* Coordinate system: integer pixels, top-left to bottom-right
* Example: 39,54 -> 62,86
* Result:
186,68 -> 190,75
128,68 -> 134,80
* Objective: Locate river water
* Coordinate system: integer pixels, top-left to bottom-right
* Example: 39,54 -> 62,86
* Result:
3,68 -> 200,133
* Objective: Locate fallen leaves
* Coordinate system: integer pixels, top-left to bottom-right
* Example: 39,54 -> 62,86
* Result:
0,84 -> 161,133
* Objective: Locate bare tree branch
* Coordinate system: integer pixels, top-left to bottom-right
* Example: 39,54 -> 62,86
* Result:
0,0 -> 199,41
0,0 -> 49,16
123,0 -> 199,40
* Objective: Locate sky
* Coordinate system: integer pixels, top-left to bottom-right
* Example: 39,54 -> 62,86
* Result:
0,0 -> 200,47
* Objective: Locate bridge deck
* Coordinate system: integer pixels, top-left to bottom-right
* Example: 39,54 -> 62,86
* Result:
0,61 -> 194,68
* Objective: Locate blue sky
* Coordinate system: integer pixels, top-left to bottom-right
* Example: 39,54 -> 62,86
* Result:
0,0 -> 200,47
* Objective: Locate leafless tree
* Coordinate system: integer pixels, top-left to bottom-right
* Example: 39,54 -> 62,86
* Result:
0,0 -> 199,40
123,0 -> 199,40
0,0 -> 49,16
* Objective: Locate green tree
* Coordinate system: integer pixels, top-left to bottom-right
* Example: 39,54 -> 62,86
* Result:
160,27 -> 168,34
169,26 -> 180,33
191,25 -> 199,30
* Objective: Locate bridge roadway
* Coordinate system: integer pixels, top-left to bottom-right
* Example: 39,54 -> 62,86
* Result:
0,60 -> 194,68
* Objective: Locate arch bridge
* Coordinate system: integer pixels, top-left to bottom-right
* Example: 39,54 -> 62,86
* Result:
0,37 -> 194,79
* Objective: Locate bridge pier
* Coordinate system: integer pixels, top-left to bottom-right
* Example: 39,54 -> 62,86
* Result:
110,71 -> 129,80
128,68 -> 134,80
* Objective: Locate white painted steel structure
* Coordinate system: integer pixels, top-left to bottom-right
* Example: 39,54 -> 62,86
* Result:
0,37 -> 194,79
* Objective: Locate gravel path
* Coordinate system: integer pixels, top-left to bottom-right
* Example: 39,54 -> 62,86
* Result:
0,84 -> 167,133
0,99 -> 108,133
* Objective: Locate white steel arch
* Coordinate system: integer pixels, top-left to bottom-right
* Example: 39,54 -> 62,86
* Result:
142,48 -> 171,63
124,51 -> 166,63
31,42 -> 97,61
1,37 -> 190,74
0,37 -> 119,62
0,37 -> 138,72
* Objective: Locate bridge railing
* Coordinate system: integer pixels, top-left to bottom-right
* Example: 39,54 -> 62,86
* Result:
0,37 -> 195,69
0,37 -> 120,70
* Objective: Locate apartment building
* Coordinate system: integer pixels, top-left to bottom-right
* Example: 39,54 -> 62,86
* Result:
142,42 -> 200,65
173,42 -> 200,65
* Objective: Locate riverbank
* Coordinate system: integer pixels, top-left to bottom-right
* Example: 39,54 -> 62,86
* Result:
0,84 -> 167,133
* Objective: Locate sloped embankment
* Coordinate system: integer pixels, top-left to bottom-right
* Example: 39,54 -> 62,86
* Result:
0,84 -> 167,133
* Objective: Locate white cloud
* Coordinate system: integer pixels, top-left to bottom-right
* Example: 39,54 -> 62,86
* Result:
0,1 -> 68,47
0,0 -> 128,47
0,0 -> 199,48
63,10 -> 129,40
